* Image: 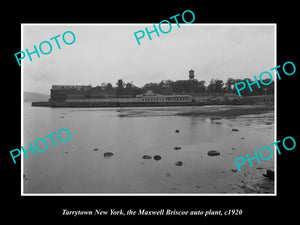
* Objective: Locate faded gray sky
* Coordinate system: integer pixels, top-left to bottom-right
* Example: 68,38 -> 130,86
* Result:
22,24 -> 275,95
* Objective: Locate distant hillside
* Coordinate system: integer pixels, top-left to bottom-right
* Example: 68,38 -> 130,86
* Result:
24,92 -> 49,102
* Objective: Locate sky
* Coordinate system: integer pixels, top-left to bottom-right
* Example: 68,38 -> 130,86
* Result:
22,24 -> 275,95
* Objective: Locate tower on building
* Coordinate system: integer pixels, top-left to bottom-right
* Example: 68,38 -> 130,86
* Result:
189,69 -> 195,80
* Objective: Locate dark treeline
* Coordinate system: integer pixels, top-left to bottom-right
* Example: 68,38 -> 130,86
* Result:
98,78 -> 274,96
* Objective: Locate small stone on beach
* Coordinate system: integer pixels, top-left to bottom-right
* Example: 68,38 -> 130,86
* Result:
104,152 -> 114,158
175,161 -> 183,166
23,174 -> 28,180
175,129 -> 180,133
238,181 -> 245,187
173,146 -> 182,150
207,150 -> 220,156
142,155 -> 152,159
232,128 -> 239,132
153,155 -> 162,161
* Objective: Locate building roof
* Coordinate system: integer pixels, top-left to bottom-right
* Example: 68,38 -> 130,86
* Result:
52,85 -> 92,90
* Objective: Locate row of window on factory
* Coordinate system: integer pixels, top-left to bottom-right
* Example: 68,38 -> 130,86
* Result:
142,95 -> 192,102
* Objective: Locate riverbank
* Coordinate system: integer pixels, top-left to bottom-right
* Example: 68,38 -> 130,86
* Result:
176,105 -> 274,117
116,104 -> 274,118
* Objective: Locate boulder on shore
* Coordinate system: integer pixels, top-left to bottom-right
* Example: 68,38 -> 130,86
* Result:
207,150 -> 220,156
153,155 -> 162,161
142,155 -> 152,159
263,169 -> 274,181
104,152 -> 114,158
175,161 -> 183,166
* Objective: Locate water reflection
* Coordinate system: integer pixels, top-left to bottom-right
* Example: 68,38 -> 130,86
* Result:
23,103 -> 274,194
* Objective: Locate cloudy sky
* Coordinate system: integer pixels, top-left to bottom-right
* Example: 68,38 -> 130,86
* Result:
22,24 -> 275,95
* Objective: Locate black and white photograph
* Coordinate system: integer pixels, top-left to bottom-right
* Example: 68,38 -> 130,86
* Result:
22,24 -> 276,195
5,4 -> 299,223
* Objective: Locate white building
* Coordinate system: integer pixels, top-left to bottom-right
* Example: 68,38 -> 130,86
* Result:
136,90 -> 192,103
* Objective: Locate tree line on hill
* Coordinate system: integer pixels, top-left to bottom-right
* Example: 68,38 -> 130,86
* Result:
98,77 -> 274,96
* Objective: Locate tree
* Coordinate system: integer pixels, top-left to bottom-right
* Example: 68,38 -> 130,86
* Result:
207,79 -> 215,92
196,80 -> 206,92
116,79 -> 125,89
105,83 -> 113,90
207,79 -> 224,93
172,80 -> 189,93
125,81 -> 134,89
225,78 -> 235,92
215,79 -> 224,92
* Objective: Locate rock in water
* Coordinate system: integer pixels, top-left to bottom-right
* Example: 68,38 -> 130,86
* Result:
153,155 -> 162,161
175,129 -> 180,133
207,150 -> 220,156
263,169 -> 274,181
174,146 -> 182,150
175,161 -> 183,166
142,155 -> 152,159
232,128 -> 239,132
104,152 -> 114,158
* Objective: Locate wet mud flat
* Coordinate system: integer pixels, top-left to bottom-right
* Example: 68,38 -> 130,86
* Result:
117,105 -> 274,118
23,103 -> 274,194
115,105 -> 275,194
176,105 -> 274,117
134,127 -> 275,194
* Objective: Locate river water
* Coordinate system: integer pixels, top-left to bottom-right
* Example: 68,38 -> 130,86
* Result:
23,103 -> 274,194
